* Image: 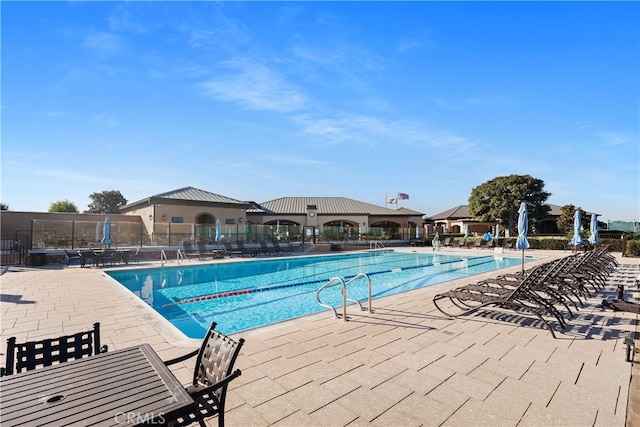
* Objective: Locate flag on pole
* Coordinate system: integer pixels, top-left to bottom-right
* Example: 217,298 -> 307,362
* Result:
387,197 -> 397,204
397,193 -> 409,200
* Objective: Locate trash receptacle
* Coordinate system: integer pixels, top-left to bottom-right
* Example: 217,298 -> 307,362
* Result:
28,251 -> 46,266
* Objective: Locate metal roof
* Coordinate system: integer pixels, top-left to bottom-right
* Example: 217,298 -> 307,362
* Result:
248,197 -> 424,216
124,187 -> 250,209
150,187 -> 247,205
430,205 -> 471,220
430,203 -> 566,220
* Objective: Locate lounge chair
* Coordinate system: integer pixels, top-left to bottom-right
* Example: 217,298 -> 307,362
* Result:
443,237 -> 452,247
164,322 -> 244,427
478,256 -> 584,316
259,241 -> 277,256
222,242 -> 243,257
457,238 -> 466,249
64,249 -> 82,267
237,241 -> 260,257
182,241 -> 204,260
1,322 -> 108,376
473,238 -> 483,248
273,241 -> 292,255
433,262 -> 568,338
198,242 -> 223,259
503,239 -> 514,250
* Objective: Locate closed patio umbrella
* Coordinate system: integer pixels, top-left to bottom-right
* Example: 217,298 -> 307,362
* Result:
588,213 -> 599,245
100,217 -> 111,247
569,210 -> 584,250
464,225 -> 469,239
215,219 -> 221,242
415,224 -> 421,239
515,203 -> 530,274
495,224 -> 500,241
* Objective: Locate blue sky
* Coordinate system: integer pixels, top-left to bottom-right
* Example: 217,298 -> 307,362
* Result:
2,1 -> 639,222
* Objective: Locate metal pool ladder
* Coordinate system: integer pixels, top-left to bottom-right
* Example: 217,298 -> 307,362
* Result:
316,273 -> 373,321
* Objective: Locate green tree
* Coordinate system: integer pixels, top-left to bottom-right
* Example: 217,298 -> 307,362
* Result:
49,199 -> 79,213
468,174 -> 551,234
0,203 -> 9,210
87,190 -> 127,214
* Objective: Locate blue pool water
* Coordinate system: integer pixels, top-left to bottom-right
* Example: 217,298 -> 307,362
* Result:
108,250 -> 532,338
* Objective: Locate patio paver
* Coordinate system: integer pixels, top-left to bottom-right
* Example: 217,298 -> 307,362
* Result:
1,248 -> 638,426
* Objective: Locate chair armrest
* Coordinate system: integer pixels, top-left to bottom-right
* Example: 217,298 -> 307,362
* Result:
188,369 -> 242,398
163,349 -> 200,366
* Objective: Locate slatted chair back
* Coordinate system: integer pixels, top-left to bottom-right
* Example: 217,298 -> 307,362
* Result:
193,324 -> 244,393
165,322 -> 244,427
2,322 -> 107,376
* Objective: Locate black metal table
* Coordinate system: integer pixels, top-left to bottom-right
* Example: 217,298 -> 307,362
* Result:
0,344 -> 194,426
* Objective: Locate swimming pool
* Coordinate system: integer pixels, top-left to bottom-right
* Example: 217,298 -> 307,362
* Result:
108,250 -> 532,338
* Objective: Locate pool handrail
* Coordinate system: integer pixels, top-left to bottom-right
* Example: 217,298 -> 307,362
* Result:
316,273 -> 373,321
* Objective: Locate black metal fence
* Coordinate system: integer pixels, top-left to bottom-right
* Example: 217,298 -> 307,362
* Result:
1,230 -> 30,265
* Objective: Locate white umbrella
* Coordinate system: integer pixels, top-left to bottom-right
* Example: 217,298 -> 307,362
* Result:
415,224 -> 421,239
515,203 -> 529,273
464,225 -> 469,239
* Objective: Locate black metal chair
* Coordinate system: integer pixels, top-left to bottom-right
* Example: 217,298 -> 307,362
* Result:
99,248 -> 117,266
1,322 -> 108,376
164,322 -> 244,427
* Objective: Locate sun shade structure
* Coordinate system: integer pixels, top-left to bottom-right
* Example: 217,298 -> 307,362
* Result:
516,202 -> 530,274
588,214 -> 599,245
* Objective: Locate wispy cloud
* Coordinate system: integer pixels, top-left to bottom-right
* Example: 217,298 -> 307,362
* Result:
290,42 -> 385,90
261,153 -> 326,166
397,38 -> 423,53
293,112 -> 479,158
199,58 -> 308,112
34,168 -> 103,183
82,32 -> 123,56
595,131 -> 634,146
91,114 -> 120,127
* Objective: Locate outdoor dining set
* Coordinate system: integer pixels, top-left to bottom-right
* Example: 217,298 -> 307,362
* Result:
0,322 -> 244,427
64,248 -> 135,268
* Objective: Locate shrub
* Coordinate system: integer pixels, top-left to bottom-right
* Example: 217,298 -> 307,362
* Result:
625,239 -> 640,257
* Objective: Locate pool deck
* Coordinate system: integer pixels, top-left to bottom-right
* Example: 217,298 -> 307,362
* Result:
1,247 -> 639,426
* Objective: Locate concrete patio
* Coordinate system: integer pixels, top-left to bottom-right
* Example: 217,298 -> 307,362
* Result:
1,248 -> 638,426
